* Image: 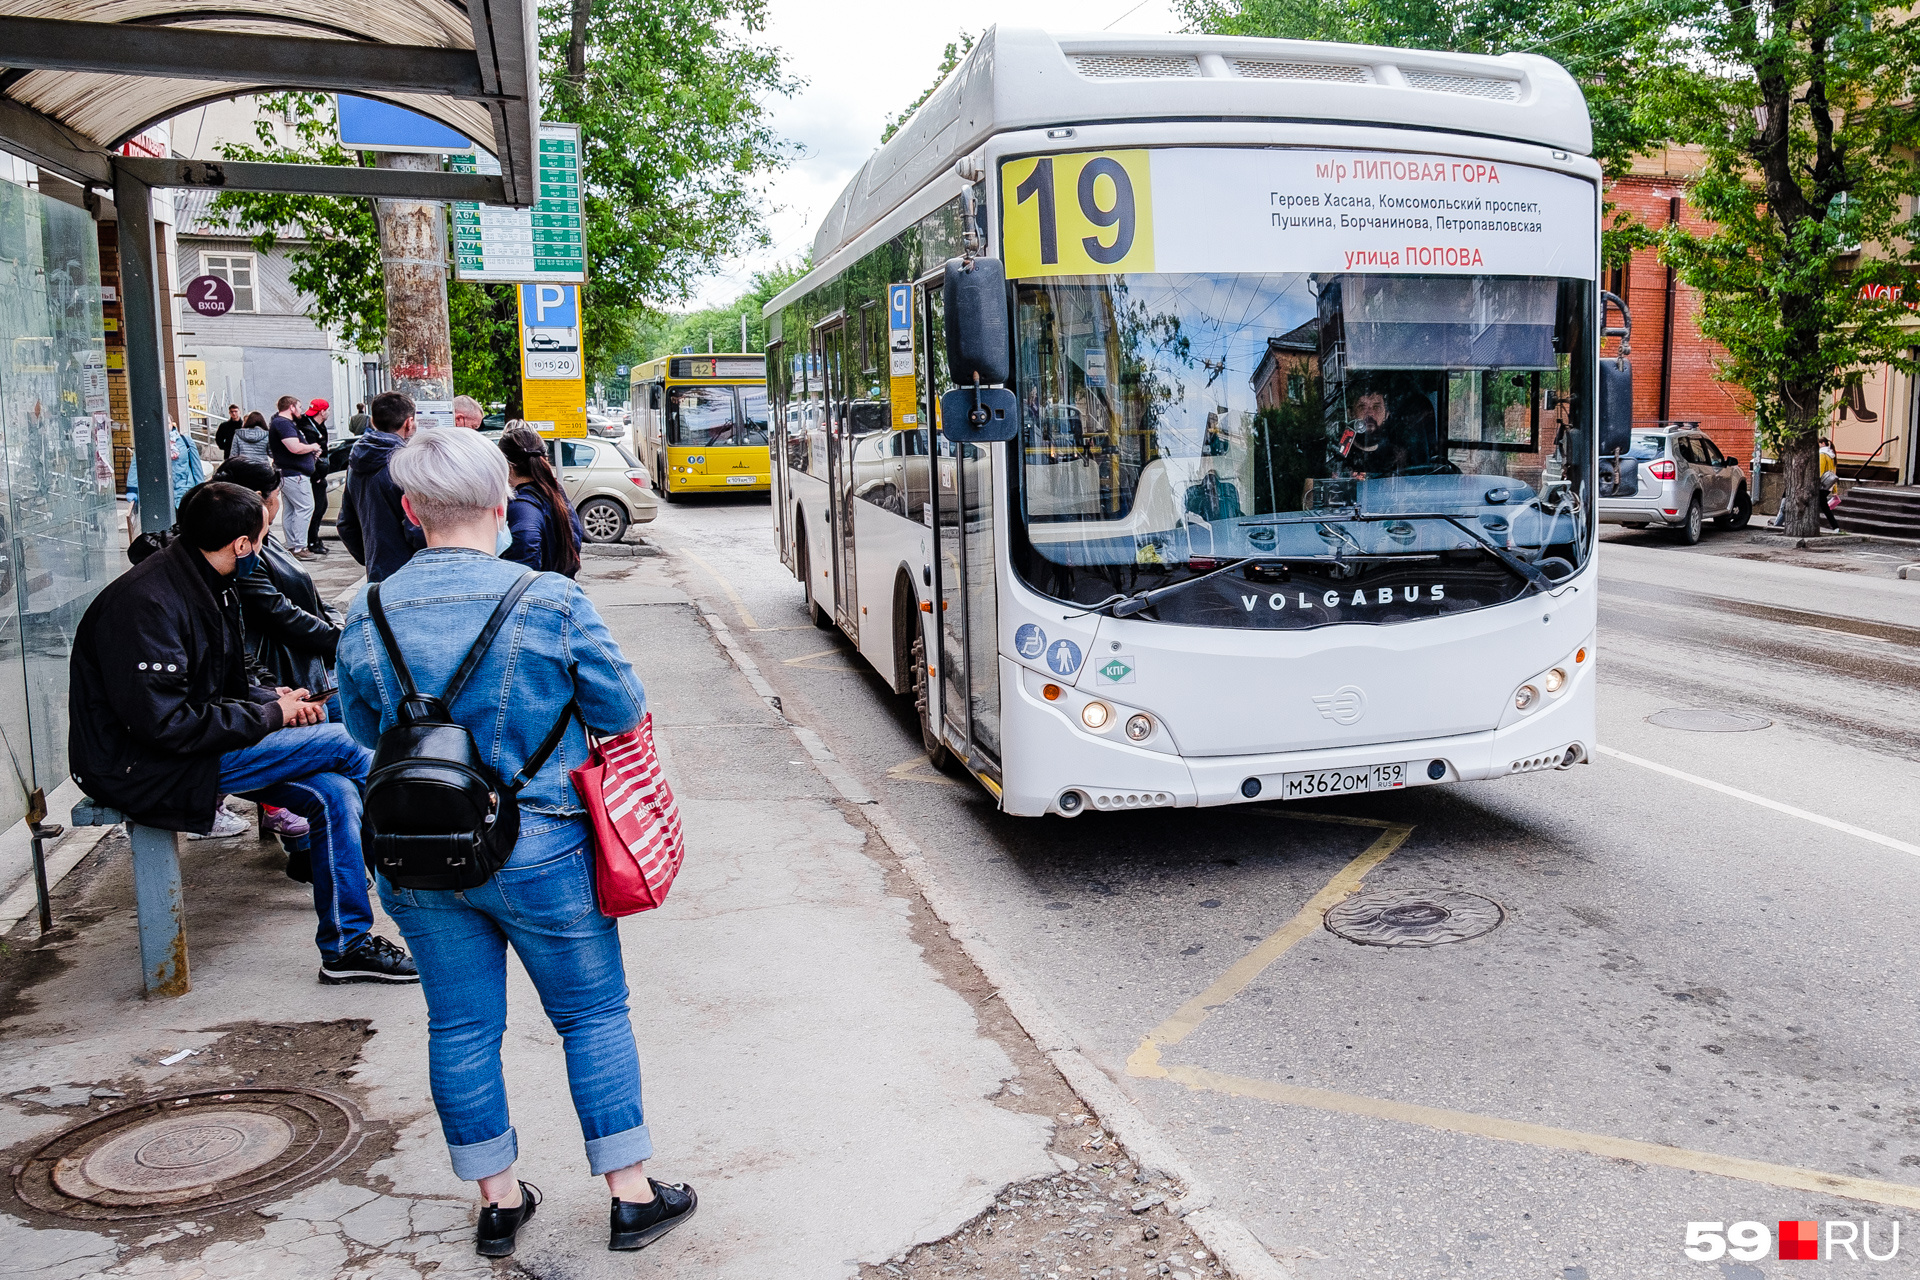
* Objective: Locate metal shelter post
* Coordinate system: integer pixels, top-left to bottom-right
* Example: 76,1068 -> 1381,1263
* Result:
112,162 -> 173,533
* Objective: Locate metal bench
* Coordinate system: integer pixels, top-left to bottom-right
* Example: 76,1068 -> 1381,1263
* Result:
70,798 -> 189,998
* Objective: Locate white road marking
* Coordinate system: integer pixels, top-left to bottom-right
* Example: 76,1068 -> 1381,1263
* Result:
1596,744 -> 1920,858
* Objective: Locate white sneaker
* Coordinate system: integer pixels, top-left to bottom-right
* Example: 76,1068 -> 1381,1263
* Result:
189,806 -> 251,840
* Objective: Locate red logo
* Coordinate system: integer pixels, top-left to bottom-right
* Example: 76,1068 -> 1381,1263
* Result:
1780,1220 -> 1820,1260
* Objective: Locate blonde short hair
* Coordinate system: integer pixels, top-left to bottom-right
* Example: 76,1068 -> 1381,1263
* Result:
390,425 -> 510,531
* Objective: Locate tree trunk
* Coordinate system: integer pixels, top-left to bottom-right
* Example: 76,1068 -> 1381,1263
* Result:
568,0 -> 591,82
1777,431 -> 1823,538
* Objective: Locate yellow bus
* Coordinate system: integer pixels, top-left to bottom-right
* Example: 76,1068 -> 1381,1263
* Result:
629,354 -> 770,502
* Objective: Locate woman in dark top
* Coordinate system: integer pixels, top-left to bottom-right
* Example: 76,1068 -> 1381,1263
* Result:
497,424 -> 584,577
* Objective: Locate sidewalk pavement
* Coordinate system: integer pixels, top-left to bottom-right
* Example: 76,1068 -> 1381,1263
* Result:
0,550 -> 1071,1278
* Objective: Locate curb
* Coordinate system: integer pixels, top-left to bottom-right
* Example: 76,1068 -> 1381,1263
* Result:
692,606 -> 1293,1280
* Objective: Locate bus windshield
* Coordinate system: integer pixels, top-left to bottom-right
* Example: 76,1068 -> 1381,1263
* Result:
670,385 -> 769,447
1008,272 -> 1593,627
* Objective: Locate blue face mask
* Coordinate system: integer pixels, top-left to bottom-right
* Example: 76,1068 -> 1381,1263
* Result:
234,550 -> 260,577
495,520 -> 513,556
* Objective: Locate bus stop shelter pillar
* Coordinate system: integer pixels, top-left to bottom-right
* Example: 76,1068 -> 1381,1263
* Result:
112,162 -> 173,533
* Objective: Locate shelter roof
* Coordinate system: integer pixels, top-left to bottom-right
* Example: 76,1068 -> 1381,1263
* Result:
0,0 -> 538,205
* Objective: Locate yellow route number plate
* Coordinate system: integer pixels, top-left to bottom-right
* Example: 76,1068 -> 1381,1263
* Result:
1000,150 -> 1155,279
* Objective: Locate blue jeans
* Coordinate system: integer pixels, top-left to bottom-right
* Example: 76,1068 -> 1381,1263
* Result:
218,723 -> 373,962
377,816 -> 650,1181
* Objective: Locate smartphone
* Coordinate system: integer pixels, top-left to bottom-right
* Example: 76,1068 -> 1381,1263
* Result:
301,685 -> 337,703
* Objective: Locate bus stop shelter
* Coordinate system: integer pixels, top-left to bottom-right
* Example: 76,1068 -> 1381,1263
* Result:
0,0 -> 541,525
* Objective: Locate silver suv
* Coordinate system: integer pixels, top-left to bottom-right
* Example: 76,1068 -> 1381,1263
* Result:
1598,426 -> 1751,543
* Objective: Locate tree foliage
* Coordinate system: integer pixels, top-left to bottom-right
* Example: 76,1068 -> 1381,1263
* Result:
206,0 -> 792,400
1649,0 -> 1920,533
882,32 -> 974,144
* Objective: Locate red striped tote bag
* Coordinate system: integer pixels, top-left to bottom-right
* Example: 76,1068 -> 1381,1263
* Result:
569,713 -> 686,916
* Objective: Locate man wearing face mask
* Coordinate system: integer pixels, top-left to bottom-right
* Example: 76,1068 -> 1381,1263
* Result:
68,481 -> 417,985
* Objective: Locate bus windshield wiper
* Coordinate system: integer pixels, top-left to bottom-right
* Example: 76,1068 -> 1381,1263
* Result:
1341,511 -> 1558,594
1066,556 -> 1258,619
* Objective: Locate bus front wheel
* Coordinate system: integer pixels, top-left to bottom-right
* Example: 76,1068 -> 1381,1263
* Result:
911,630 -> 955,772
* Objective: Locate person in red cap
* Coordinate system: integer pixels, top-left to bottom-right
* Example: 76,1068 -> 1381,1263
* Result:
298,398 -> 333,557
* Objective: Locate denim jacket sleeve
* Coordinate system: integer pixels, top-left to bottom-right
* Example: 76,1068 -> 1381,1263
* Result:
564,582 -> 645,735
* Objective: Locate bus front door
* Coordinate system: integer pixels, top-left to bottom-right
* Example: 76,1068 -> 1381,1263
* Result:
923,280 -> 1001,776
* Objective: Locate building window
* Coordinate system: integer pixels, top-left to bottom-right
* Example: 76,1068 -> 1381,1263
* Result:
1605,262 -> 1630,302
200,253 -> 256,312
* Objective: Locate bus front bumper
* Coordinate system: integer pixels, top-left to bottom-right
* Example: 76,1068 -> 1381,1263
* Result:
998,662 -> 1595,818
668,472 -> 770,493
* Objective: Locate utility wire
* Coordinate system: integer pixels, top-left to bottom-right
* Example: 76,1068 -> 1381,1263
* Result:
1511,0 -> 1689,52
1106,0 -> 1157,30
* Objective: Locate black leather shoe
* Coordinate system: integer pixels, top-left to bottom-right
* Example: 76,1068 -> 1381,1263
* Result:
608,1180 -> 697,1251
475,1181 -> 540,1257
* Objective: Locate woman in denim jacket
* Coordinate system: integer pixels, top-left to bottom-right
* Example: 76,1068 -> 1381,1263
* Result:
337,427 -> 695,1258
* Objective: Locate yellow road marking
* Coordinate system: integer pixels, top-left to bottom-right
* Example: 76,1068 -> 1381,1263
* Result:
1127,811 -> 1920,1209
782,647 -> 857,669
679,548 -> 758,630
1127,821 -> 1408,1079
885,755 -> 964,787
1159,1063 -> 1920,1210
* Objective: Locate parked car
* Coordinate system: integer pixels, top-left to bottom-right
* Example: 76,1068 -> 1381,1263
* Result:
584,411 -> 625,439
556,436 -> 658,542
1598,425 -> 1751,544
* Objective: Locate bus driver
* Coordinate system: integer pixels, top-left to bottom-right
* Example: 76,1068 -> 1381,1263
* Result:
1343,373 -> 1438,478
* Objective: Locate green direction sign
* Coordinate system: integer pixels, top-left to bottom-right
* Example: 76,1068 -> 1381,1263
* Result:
451,123 -> 585,283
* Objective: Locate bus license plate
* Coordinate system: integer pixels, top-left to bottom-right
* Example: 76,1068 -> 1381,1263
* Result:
1281,762 -> 1406,799
727,474 -> 756,484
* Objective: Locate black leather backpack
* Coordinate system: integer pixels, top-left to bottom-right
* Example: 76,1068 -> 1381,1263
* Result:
361,571 -> 573,891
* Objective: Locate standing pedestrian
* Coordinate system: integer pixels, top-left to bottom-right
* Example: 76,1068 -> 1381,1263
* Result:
269,395 -> 320,559
229,411 -> 273,464
300,398 -> 332,556
216,404 -> 244,456
453,395 -> 484,430
498,424 -> 583,577
337,427 -> 695,1258
123,417 -> 206,533
348,402 -> 372,436
1819,436 -> 1842,530
337,391 -> 426,582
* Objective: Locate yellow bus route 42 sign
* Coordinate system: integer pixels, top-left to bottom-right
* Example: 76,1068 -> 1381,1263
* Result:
1001,150 -> 1155,279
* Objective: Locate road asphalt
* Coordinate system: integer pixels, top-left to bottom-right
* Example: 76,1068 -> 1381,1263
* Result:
647,497 -> 1920,1280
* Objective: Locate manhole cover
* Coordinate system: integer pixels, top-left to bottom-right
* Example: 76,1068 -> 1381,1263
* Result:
1647,708 -> 1773,732
15,1089 -> 360,1220
1325,888 -> 1505,947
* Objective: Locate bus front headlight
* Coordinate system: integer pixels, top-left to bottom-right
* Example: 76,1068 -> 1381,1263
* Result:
1081,701 -> 1112,730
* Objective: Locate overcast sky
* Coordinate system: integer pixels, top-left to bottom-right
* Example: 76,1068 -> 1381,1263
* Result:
684,1 -> 1184,309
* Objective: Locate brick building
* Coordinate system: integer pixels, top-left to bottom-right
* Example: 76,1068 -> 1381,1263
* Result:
1603,148 -> 1918,494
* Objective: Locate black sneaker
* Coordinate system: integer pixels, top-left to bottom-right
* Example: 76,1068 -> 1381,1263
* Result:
475,1181 -> 539,1257
319,935 -> 419,985
609,1180 -> 696,1251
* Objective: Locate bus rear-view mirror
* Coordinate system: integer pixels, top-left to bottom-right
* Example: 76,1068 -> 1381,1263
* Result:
940,257 -> 1019,444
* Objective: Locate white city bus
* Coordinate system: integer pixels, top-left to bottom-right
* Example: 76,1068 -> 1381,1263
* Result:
765,28 -> 1601,818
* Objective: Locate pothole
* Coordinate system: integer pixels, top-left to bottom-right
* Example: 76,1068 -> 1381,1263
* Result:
1646,707 -> 1773,732
1325,888 -> 1505,947
15,1088 -> 361,1220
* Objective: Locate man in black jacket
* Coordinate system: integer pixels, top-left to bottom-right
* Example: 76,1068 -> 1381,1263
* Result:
337,391 -> 425,582
69,482 -> 416,985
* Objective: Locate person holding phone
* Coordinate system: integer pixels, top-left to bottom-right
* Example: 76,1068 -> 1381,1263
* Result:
212,457 -> 344,708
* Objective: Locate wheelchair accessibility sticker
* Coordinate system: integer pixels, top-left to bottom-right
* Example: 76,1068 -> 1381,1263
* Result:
1046,639 -> 1083,677
1014,623 -> 1048,661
